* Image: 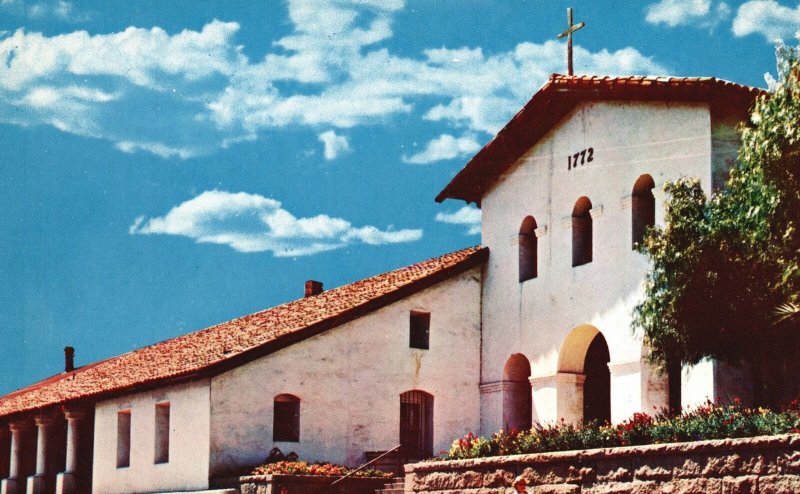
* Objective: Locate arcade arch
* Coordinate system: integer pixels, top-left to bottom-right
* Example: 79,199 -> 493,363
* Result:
502,354 -> 532,431
557,325 -> 610,424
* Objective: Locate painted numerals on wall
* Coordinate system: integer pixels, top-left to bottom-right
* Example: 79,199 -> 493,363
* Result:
567,147 -> 594,170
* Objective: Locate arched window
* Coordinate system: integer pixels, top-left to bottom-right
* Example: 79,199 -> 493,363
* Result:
519,216 -> 538,282
632,174 -> 656,249
399,390 -> 433,461
273,394 -> 300,442
572,197 -> 592,267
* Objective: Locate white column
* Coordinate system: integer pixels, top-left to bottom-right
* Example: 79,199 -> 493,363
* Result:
556,372 -> 585,424
609,360 -> 648,424
530,374 -> 557,425
26,415 -> 53,494
478,382 -> 503,436
56,410 -> 85,494
1,421 -> 31,494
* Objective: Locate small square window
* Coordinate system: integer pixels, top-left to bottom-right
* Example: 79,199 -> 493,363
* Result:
410,311 -> 430,350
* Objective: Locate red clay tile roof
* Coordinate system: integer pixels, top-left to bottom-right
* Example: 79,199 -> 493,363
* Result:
436,74 -> 765,205
0,247 -> 487,419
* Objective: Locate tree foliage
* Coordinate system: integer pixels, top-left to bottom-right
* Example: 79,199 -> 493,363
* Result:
633,43 -> 800,405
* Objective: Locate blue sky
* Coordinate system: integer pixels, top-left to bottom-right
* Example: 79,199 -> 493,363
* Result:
0,0 -> 798,394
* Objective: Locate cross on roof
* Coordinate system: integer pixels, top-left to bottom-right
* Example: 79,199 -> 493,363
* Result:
556,7 -> 585,76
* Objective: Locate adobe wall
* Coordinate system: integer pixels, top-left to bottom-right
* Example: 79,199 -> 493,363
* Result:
405,434 -> 800,493
92,379 -> 211,494
209,267 -> 483,474
479,100 -> 717,430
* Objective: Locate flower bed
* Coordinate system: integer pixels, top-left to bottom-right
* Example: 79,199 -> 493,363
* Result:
251,460 -> 393,478
445,399 -> 800,460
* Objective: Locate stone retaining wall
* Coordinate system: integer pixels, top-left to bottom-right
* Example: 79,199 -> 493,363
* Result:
219,474 -> 390,494
405,434 -> 800,493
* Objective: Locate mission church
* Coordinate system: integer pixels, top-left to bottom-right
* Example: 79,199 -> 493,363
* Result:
0,70 -> 762,493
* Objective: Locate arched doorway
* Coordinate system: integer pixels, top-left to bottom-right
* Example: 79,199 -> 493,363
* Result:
583,334 -> 611,423
399,390 -> 433,461
557,325 -> 611,424
502,354 -> 532,431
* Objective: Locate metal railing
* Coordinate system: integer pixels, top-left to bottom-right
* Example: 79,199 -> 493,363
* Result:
322,444 -> 402,492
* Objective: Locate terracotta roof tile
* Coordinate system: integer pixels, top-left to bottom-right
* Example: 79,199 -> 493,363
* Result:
436,74 -> 764,205
0,247 -> 487,419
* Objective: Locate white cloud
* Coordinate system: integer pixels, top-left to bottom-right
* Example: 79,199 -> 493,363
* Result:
1,0 -> 88,21
435,205 -> 481,235
645,0 -> 731,28
0,0 -> 669,159
732,1 -> 800,41
129,190 -> 422,256
116,141 -> 197,160
318,130 -> 350,160
419,42 -> 668,134
403,134 -> 481,165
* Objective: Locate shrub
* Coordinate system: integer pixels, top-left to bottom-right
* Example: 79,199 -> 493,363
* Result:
442,398 -> 800,460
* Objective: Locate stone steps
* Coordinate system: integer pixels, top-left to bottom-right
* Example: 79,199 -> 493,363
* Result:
374,477 -> 405,494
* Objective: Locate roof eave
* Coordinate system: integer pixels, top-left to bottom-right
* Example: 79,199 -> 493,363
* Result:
436,76 -> 763,205
0,247 -> 489,421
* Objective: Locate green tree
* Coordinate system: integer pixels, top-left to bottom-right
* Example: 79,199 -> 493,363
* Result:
633,43 -> 800,407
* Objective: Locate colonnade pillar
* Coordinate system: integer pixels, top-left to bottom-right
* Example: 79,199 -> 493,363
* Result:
26,414 -> 54,494
1,421 -> 31,494
55,410 -> 85,494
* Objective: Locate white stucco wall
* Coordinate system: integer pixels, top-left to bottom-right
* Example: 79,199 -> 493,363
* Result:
478,101 -> 716,429
92,379 -> 211,494
683,358 -> 753,409
208,267 -> 482,475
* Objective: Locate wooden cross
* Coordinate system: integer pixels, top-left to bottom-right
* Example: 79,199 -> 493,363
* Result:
556,7 -> 585,76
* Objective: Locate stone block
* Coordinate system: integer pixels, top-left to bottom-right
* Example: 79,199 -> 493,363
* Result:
659,477 -> 722,493
721,475 -> 757,494
529,484 -> 580,494
481,469 -> 513,487
416,472 -> 460,491
633,464 -> 672,481
671,456 -> 704,478
784,450 -> 800,474
758,474 -> 800,494
522,465 -> 570,485
453,471 -> 482,489
700,454 -> 743,477
582,481 -> 657,494
738,452 -> 779,476
596,466 -> 632,483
